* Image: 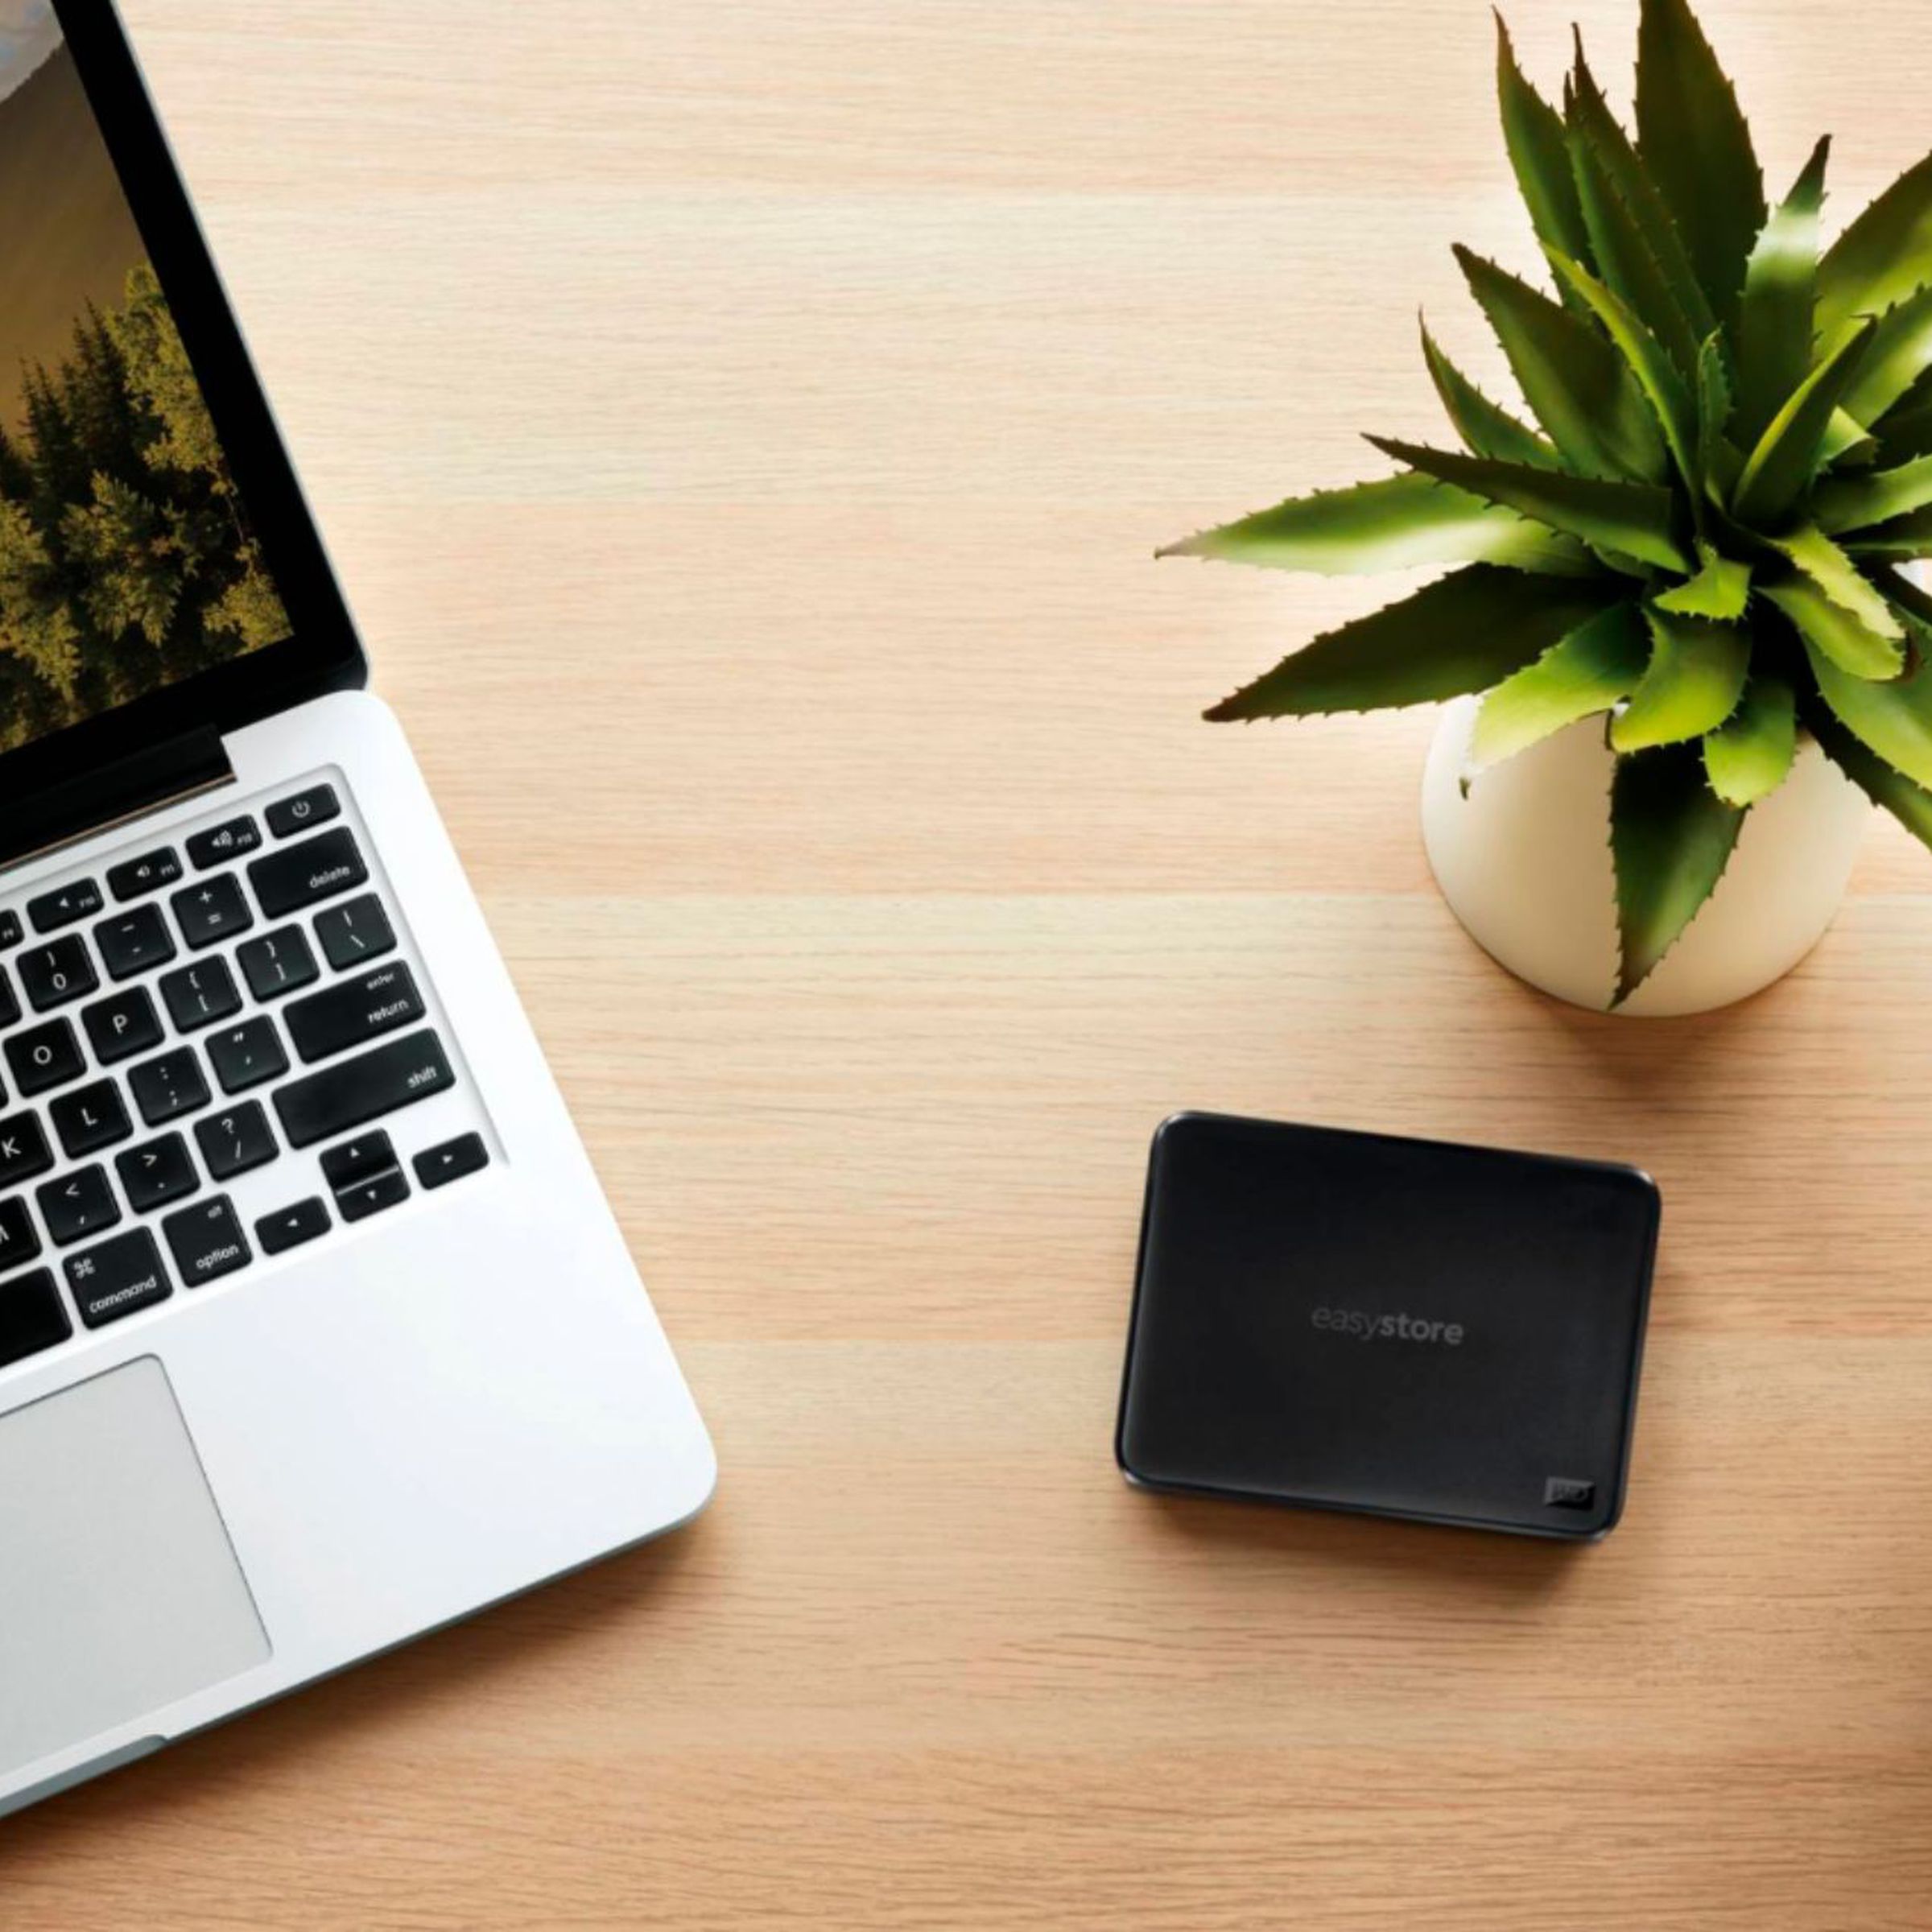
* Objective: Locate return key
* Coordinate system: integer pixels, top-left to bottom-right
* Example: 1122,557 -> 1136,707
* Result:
284,964 -> 425,1065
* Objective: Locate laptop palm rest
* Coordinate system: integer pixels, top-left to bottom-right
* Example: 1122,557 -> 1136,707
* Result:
0,1358 -> 270,1783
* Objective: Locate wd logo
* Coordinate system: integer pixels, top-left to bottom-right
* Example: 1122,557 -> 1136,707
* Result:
1543,1477 -> 1596,1510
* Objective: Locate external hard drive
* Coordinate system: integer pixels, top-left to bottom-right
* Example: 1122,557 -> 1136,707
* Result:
1115,1113 -> 1660,1539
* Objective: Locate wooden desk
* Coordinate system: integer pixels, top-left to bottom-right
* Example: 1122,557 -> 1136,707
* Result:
14,2 -> 1932,1925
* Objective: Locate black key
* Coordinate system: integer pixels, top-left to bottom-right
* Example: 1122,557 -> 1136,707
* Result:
315,894 -> 395,972
129,1047 -> 212,1128
320,1130 -> 394,1191
117,1133 -> 199,1215
0,908 -> 19,952
337,1166 -> 410,1224
0,1269 -> 70,1365
0,1197 -> 41,1275
159,957 -> 242,1033
187,815 -> 261,869
258,1197 -> 329,1256
207,1017 -> 290,1095
107,846 -> 183,902
171,875 -> 253,951
38,1165 -> 119,1247
17,935 -> 97,1012
195,1102 -> 278,1182
66,1228 -> 169,1328
273,1029 -> 453,1150
250,828 -> 368,921
286,963 -> 423,1066
415,1132 -> 489,1191
266,786 -> 341,840
94,904 -> 176,982
237,926 -> 320,1003
50,1080 -> 132,1159
83,986 -> 164,1067
27,877 -> 102,934
163,1195 -> 250,1287
0,1112 -> 53,1189
0,962 -> 17,1030
6,1019 -> 85,1097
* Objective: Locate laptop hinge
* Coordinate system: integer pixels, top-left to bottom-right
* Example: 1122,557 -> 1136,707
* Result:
0,728 -> 233,876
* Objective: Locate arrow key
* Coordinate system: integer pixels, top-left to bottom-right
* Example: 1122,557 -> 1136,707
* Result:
116,1133 -> 200,1216
413,1133 -> 489,1191
257,1196 -> 329,1256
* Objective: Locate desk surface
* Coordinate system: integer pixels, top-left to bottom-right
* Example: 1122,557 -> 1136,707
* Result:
14,2 -> 1932,1926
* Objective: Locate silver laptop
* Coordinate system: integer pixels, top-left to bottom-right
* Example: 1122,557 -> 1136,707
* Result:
0,2 -> 715,1817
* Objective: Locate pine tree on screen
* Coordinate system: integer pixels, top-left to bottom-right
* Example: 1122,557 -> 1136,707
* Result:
0,263 -> 287,751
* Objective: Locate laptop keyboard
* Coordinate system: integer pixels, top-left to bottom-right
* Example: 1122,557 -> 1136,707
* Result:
0,777 -> 493,1373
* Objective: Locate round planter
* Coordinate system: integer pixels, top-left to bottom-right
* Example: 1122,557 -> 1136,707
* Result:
1419,696 -> 1873,1017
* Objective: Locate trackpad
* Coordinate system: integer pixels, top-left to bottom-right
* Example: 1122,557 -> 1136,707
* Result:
0,1358 -> 270,1781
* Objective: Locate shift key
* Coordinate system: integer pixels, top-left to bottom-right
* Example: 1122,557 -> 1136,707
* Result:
273,1029 -> 454,1147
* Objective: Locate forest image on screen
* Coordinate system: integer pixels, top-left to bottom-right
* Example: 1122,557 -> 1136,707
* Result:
0,4 -> 288,758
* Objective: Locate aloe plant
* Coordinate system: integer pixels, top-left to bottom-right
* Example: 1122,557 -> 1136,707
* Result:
1166,0 -> 1932,1002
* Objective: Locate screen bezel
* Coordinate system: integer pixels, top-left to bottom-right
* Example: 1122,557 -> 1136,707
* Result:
0,0 -> 366,826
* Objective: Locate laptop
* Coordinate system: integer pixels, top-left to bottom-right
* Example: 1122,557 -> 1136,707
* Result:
0,2 -> 715,1818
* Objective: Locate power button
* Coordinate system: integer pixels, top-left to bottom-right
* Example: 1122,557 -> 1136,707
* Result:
266,784 -> 341,840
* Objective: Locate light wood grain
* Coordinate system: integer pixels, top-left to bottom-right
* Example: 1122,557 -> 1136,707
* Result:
12,2 -> 1932,1925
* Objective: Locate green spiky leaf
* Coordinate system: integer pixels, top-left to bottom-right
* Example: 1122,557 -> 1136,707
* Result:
1567,119 -> 1700,374
1368,436 -> 1688,572
1566,41 -> 1717,343
1546,250 -> 1699,487
1612,607 -> 1751,750
1453,245 -> 1667,482
1419,320 -> 1558,467
1733,320 -> 1880,526
1806,639 -> 1932,789
1814,453 -> 1932,536
1841,284 -> 1932,432
1823,411 -> 1880,469
1773,523 -> 1904,637
1845,507 -> 1932,560
1818,150 -> 1932,342
1694,332 -> 1741,502
1765,579 -> 1904,680
1810,704 -> 1932,851
1764,526 -> 1905,679
1496,15 -> 1595,291
1875,367 -> 1932,464
1468,601 -> 1649,770
1204,565 -> 1619,721
1611,742 -> 1746,1003
1704,675 -> 1796,804
1733,138 -> 1831,449
1158,472 -> 1595,576
1633,0 -> 1767,328
1654,542 -> 1751,618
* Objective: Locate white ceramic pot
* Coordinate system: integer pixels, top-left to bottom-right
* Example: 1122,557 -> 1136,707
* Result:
1420,696 -> 1873,1016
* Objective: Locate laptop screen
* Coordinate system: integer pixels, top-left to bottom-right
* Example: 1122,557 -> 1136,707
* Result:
0,2 -> 292,760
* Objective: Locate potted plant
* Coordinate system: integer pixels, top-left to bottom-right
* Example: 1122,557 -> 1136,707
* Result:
1166,0 -> 1932,1014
